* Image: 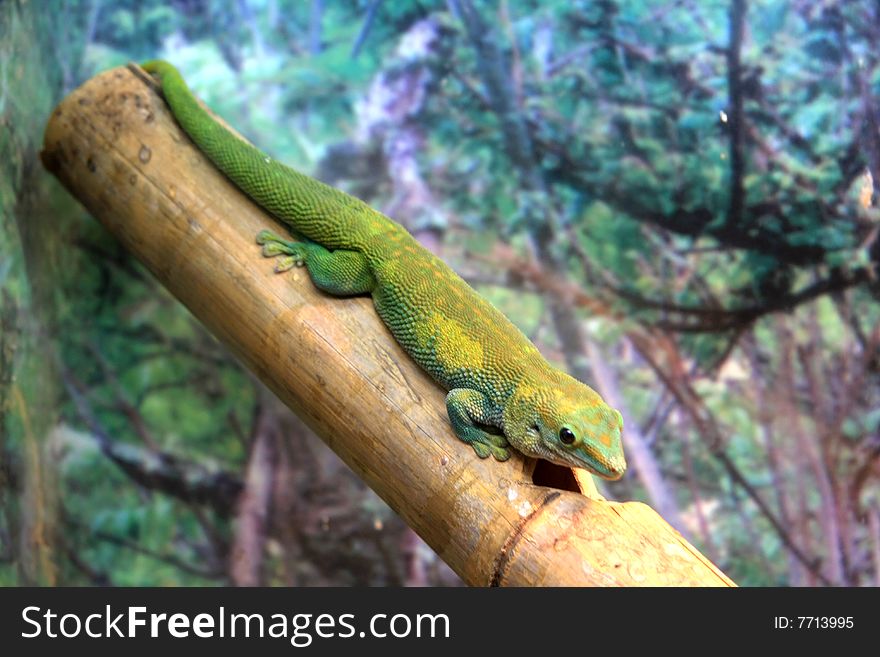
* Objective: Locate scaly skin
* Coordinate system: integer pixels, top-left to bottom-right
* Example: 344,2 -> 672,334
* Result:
141,60 -> 626,479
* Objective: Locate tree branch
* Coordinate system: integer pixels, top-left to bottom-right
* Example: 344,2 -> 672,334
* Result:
61,367 -> 244,516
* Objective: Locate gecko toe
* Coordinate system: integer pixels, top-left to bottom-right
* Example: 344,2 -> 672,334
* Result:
471,443 -> 492,459
490,445 -> 511,461
258,230 -> 307,271
469,441 -> 510,461
256,229 -> 274,245
274,256 -> 301,272
485,433 -> 509,448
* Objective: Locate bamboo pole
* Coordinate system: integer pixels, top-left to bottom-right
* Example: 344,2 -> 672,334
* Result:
41,65 -> 735,587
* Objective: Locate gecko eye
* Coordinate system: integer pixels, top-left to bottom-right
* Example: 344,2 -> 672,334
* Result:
559,427 -> 576,445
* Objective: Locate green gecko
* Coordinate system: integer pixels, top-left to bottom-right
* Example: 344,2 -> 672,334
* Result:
141,60 -> 626,480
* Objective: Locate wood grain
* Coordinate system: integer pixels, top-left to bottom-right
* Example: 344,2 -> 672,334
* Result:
41,65 -> 735,587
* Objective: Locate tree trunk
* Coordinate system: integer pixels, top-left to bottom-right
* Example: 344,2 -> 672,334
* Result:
0,0 -> 83,586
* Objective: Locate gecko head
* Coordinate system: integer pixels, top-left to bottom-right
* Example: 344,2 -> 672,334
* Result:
509,377 -> 627,480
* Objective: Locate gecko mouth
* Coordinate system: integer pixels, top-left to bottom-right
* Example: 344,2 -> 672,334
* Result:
588,455 -> 626,480
545,447 -> 626,480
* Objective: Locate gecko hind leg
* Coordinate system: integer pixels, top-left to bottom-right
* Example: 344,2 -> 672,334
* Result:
257,229 -> 308,270
256,230 -> 375,296
446,388 -> 510,461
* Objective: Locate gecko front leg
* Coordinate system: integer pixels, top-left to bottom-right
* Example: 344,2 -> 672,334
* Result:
446,388 -> 510,461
